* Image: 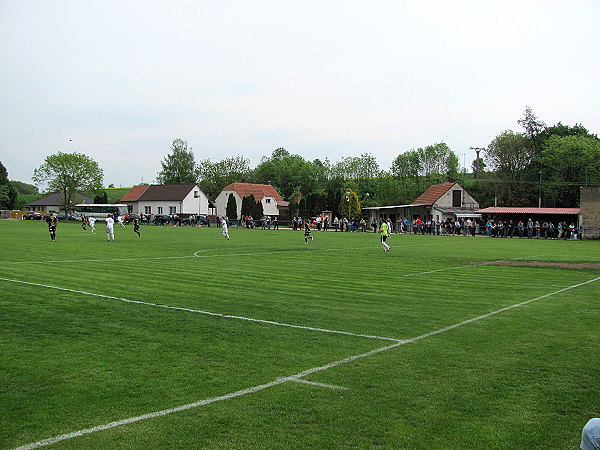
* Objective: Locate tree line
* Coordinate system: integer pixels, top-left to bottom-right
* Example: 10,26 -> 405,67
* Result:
157,108 -> 599,217
2,107 -> 598,215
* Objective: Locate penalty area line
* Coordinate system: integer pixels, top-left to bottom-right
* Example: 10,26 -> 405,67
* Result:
13,275 -> 599,449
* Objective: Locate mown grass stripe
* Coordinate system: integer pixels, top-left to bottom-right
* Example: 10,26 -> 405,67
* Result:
0,277 -> 401,342
15,275 -> 598,449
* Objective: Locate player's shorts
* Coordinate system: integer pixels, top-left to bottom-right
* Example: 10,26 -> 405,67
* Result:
381,235 -> 387,242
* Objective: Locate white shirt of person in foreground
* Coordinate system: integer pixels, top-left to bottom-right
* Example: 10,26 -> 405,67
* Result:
105,215 -> 115,241
581,418 -> 600,450
220,217 -> 230,240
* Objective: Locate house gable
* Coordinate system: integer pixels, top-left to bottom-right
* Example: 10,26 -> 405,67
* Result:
121,184 -> 209,215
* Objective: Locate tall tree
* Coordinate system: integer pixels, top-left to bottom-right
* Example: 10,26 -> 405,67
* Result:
536,135 -> 600,206
391,151 -> 422,185
484,131 -> 532,178
0,162 -> 19,210
157,139 -> 199,184
484,130 -> 533,205
226,193 -> 238,220
445,152 -> 460,182
32,152 -> 103,213
253,197 -> 264,219
518,106 -> 546,139
339,189 -> 361,218
251,148 -> 323,199
517,106 -> 546,151
241,194 -> 256,217
198,155 -> 250,200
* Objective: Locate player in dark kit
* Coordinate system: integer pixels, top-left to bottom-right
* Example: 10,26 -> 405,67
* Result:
46,212 -> 58,241
80,214 -> 87,231
304,219 -> 313,244
133,217 -> 141,237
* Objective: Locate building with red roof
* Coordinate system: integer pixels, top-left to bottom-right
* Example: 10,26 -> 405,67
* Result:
120,184 -> 211,216
363,182 -> 480,224
214,183 -> 289,219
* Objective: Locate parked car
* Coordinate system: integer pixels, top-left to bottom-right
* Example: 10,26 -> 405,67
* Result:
23,211 -> 42,220
196,215 -> 210,225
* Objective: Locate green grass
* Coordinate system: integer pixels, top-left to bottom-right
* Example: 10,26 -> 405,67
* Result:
105,187 -> 131,203
1,220 -> 599,449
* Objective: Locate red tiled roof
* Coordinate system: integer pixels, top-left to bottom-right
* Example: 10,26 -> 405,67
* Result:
412,182 -> 456,205
477,207 -> 580,215
222,183 -> 284,202
121,185 -> 150,202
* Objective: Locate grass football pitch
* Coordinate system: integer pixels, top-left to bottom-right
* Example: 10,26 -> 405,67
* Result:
1,220 -> 599,449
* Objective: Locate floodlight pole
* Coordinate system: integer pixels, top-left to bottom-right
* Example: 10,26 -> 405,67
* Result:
470,147 -> 485,179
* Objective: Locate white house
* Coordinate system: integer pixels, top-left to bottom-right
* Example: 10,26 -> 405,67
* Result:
214,183 -> 289,219
363,182 -> 480,224
121,184 -> 211,216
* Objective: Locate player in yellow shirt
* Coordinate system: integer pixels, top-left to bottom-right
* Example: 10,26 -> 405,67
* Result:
380,220 -> 391,252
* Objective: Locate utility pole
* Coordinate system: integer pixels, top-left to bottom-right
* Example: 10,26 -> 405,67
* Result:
470,147 -> 485,179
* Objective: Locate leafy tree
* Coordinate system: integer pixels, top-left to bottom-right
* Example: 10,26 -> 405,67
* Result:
484,131 -> 532,178
445,152 -> 460,182
339,189 -> 361,218
251,148 -> 325,199
484,131 -> 533,205
391,151 -> 422,187
0,184 -> 18,209
288,199 -> 299,219
330,153 -> 381,193
0,162 -> 8,185
537,122 -> 597,142
370,174 -> 404,206
241,194 -> 256,217
471,157 -> 487,176
0,162 -> 19,210
253,197 -> 264,219
199,155 -> 250,200
226,193 -> 238,220
157,139 -> 199,184
517,106 -> 546,149
536,135 -> 600,206
94,191 -> 108,204
32,152 -> 103,213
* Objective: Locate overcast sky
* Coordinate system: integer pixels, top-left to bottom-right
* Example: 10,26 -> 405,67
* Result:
1,0 -> 599,188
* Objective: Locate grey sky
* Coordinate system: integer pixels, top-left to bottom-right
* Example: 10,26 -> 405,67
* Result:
1,0 -> 599,188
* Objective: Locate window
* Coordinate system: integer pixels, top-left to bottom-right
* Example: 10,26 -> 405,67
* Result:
194,191 -> 199,198
452,190 -> 462,207
158,207 -> 163,214
144,206 -> 152,214
169,206 -> 177,214
265,198 -> 271,204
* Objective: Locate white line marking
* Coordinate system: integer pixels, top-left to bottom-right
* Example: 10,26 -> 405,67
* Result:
2,241 -> 441,266
3,247 -> 375,266
291,379 -> 349,391
0,277 -> 400,342
14,275 -> 600,449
